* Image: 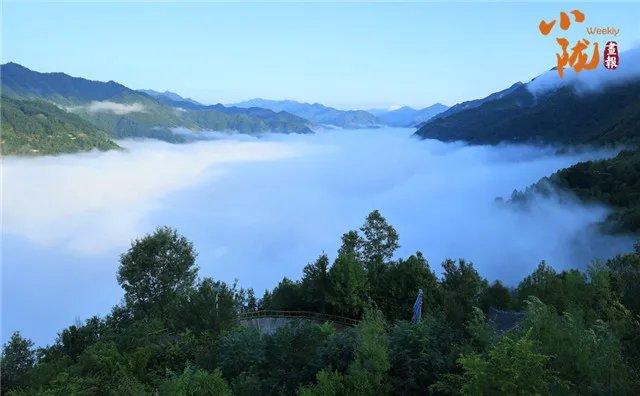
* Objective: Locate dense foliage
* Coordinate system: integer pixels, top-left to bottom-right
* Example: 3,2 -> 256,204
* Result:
415,79 -> 640,146
0,96 -> 120,156
2,211 -> 639,395
516,148 -> 640,233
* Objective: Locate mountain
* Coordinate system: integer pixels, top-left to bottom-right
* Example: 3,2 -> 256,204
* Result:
1,96 -> 120,155
139,91 -> 313,133
138,89 -> 202,106
373,103 -> 448,127
232,98 -> 380,128
415,49 -> 640,146
513,148 -> 640,233
1,63 -> 313,141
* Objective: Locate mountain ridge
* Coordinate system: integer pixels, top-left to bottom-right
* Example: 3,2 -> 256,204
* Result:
1,62 -> 314,143
232,98 -> 380,128
0,95 -> 120,155
372,103 -> 449,127
414,77 -> 640,146
415,48 -> 640,146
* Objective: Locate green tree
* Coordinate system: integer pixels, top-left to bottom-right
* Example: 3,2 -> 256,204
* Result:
230,372 -> 264,396
265,278 -> 305,311
54,316 -> 106,360
440,259 -> 487,328
345,309 -> 390,395
327,253 -> 368,318
261,321 -> 333,394
1,332 -> 35,394
298,370 -> 345,396
53,341 -> 148,395
160,367 -> 231,396
480,280 -> 513,311
338,230 -> 361,259
457,333 -> 558,395
176,278 -> 238,335
606,250 -> 640,316
313,328 -> 357,375
515,261 -> 564,310
376,252 -> 440,321
217,326 -> 265,380
245,288 -> 258,312
301,254 -> 331,313
299,310 -> 390,396
388,315 -> 465,394
359,210 -> 399,268
523,297 -> 637,394
117,227 -> 198,321
336,211 -> 401,317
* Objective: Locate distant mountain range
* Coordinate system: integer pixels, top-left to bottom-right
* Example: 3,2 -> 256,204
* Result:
0,62 -> 313,151
370,104 -> 449,127
138,89 -> 202,106
1,61 -> 450,156
415,48 -> 640,146
135,89 -> 314,135
231,98 -> 381,129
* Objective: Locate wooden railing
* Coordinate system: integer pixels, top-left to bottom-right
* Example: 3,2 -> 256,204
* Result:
238,310 -> 360,327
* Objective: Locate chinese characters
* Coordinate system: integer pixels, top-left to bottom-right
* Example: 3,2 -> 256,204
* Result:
604,41 -> 619,70
538,9 -> 599,77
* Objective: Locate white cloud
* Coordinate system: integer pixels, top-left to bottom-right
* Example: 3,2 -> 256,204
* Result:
3,129 -> 632,279
68,101 -> 148,115
2,138 -> 301,253
87,101 -> 147,114
527,46 -> 640,95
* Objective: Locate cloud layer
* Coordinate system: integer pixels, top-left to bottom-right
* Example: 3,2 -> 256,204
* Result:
2,139 -> 300,253
527,46 -> 640,95
68,101 -> 148,115
2,128 -> 635,345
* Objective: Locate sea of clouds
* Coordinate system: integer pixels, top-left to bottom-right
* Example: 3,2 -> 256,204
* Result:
2,127 -> 635,345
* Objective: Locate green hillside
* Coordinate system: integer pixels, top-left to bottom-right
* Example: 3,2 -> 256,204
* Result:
415,80 -> 640,146
1,96 -> 120,156
519,149 -> 640,233
1,62 -> 313,141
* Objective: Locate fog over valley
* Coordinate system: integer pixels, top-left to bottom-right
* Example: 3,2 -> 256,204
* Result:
3,3 -> 640,393
2,127 -> 634,345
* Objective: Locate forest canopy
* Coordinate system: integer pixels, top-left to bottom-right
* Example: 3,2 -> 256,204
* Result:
0,96 -> 121,156
2,211 -> 640,395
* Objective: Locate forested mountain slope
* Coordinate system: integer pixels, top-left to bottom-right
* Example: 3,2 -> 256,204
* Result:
516,149 -> 640,233
1,96 -> 120,156
1,62 -> 313,142
416,48 -> 640,146
415,79 -> 640,146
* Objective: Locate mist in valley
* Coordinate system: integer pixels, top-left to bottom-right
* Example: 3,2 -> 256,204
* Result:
2,127 -> 635,345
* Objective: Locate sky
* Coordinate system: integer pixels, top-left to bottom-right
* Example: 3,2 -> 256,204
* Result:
2,1 -> 639,109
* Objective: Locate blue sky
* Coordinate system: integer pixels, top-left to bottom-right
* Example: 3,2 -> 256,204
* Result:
2,2 -> 639,109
